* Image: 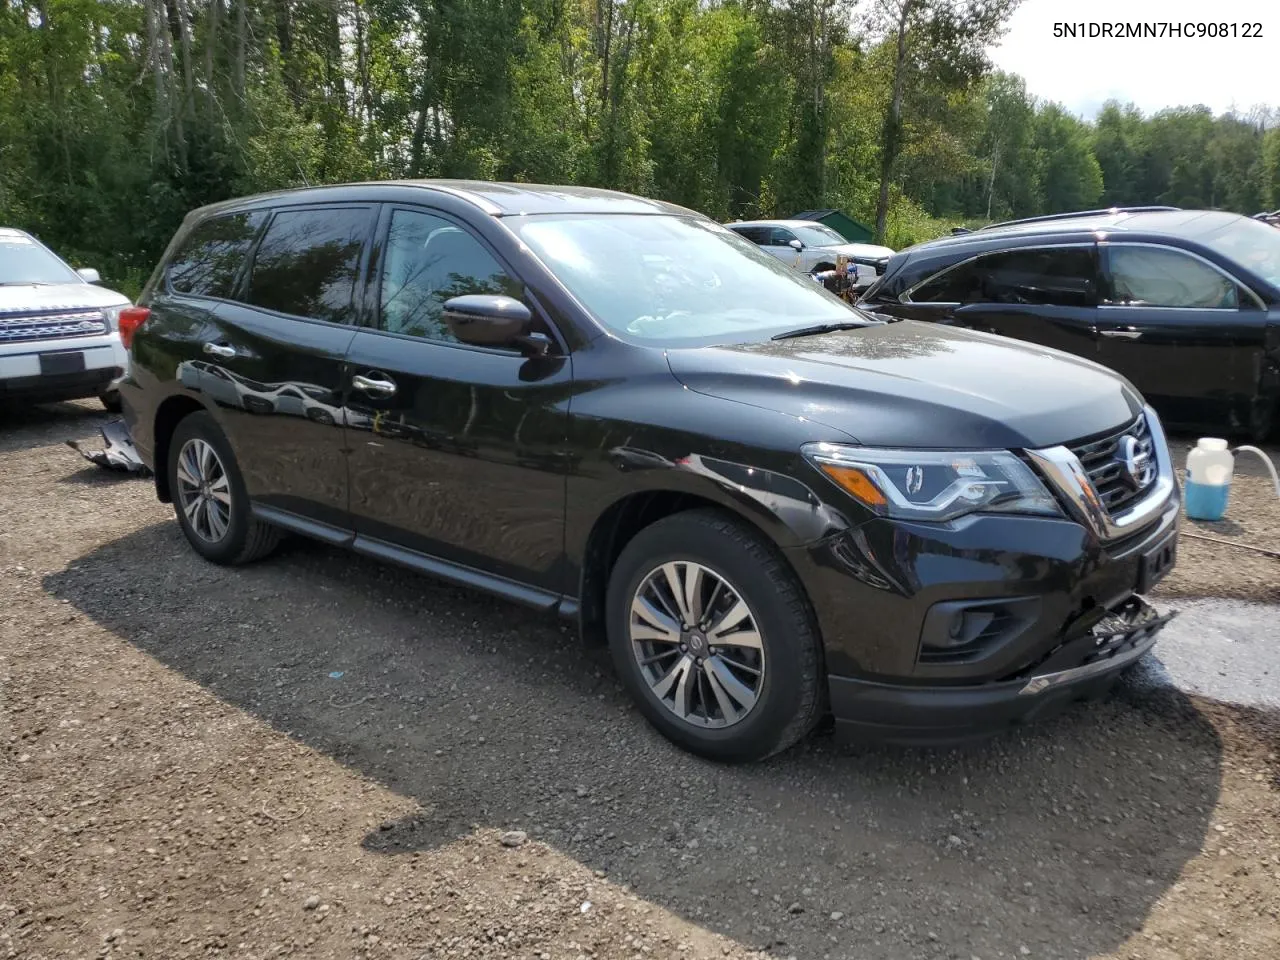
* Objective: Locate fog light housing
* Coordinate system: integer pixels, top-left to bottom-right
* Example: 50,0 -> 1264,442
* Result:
918,597 -> 1041,665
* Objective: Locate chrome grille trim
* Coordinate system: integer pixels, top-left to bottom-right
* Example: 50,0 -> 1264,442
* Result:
1025,406 -> 1175,542
0,310 -> 107,343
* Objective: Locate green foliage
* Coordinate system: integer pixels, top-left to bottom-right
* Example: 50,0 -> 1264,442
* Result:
1,0 -> 1276,296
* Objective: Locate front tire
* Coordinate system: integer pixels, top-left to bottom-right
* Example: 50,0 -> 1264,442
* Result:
606,509 -> 824,762
99,390 -> 122,413
167,411 -> 280,565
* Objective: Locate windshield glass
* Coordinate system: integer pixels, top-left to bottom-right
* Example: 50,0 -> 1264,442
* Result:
0,231 -> 82,285
514,214 -> 862,344
792,224 -> 847,247
1196,217 -> 1280,287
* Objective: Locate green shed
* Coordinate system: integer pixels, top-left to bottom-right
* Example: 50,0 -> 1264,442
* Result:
791,209 -> 875,244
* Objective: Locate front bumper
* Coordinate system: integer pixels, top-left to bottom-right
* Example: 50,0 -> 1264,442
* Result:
785,468 -> 1180,744
0,333 -> 128,402
828,596 -> 1175,745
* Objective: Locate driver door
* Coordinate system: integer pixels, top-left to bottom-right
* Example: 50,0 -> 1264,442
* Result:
1095,242 -> 1269,429
763,226 -> 806,271
343,204 -> 573,593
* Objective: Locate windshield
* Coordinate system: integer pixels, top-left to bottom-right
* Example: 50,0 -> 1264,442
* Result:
1196,217 -> 1280,288
514,214 -> 862,344
792,224 -> 847,247
0,231 -> 82,285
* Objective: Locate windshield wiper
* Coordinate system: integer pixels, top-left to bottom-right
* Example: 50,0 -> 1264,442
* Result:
770,321 -> 869,341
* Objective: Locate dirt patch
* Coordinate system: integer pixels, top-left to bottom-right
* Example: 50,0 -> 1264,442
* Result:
2,402 -> 1279,960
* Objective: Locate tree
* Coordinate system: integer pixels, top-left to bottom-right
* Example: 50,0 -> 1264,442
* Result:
869,0 -> 1020,240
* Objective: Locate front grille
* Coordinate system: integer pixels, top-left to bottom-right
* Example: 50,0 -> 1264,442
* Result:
1068,413 -> 1155,517
0,310 -> 108,344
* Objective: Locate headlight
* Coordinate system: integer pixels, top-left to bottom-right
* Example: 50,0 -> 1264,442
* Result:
101,304 -> 124,332
802,443 -> 1062,522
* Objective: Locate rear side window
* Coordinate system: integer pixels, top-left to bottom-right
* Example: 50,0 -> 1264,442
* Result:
167,211 -> 266,298
244,206 -> 373,323
731,227 -> 767,245
912,247 -> 1096,307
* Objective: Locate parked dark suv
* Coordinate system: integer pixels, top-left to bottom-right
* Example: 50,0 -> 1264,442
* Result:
119,181 -> 1179,762
860,207 -> 1280,441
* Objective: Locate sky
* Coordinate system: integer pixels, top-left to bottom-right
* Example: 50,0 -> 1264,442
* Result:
988,0 -> 1280,119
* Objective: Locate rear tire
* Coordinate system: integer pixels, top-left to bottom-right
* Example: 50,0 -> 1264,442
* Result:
606,508 -> 824,762
99,391 -> 122,413
167,411 -> 280,565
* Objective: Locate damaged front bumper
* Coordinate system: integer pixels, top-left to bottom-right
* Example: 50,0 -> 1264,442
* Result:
66,418 -> 152,476
828,595 -> 1175,746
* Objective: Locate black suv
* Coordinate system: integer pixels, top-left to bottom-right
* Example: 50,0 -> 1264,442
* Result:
120,181 -> 1179,762
861,207 -> 1280,441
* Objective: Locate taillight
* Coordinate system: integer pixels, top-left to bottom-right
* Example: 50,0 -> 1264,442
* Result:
118,306 -> 150,349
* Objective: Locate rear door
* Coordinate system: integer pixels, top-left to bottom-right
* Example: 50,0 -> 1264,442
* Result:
1096,242 -> 1270,429
342,204 -> 572,593
892,245 -> 1102,359
196,203 -> 375,529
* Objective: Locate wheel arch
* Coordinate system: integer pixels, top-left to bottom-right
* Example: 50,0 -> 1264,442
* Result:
574,487 -> 822,648
152,395 -> 207,503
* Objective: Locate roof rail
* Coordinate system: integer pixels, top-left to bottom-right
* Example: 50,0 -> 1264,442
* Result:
978,206 -> 1181,231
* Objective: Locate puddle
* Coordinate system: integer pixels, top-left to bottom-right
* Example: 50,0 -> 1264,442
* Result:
1129,598 -> 1280,710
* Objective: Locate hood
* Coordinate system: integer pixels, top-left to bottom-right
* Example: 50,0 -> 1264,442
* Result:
665,320 -> 1143,450
0,282 -> 130,316
829,242 -> 895,261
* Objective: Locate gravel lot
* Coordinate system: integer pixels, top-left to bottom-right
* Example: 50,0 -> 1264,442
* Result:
3,401 -> 1278,960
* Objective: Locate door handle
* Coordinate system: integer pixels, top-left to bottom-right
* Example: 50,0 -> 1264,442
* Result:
1100,329 -> 1143,340
352,373 -> 398,397
203,341 -> 237,358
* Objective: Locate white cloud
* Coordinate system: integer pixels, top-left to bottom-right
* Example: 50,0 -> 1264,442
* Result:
988,0 -> 1280,119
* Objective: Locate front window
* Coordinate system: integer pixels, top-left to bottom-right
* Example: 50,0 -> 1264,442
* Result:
0,232 -> 81,285
1195,217 -> 1280,288
792,224 -> 847,248
1105,246 -> 1240,309
513,214 -> 862,345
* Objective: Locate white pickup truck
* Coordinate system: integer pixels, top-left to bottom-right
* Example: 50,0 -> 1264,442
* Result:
1,228 -> 131,410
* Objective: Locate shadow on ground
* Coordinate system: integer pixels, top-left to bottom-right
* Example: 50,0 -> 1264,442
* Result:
46,521 -> 1223,959
0,399 -> 110,454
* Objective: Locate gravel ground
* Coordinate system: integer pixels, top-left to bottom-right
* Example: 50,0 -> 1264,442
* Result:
2,401 -> 1278,960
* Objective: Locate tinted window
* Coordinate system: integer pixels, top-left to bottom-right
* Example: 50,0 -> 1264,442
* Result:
168,212 -> 266,298
377,209 -> 523,342
1106,245 -> 1239,309
912,247 -> 1095,306
767,227 -> 797,246
731,226 -> 767,245
245,207 -> 371,323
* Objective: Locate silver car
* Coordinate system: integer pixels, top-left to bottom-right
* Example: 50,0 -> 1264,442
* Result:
0,227 -> 131,409
726,219 -> 894,288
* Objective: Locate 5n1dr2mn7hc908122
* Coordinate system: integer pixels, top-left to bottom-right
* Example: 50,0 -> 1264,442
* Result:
118,180 -> 1180,762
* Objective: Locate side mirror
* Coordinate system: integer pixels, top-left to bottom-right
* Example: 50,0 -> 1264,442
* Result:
788,239 -> 804,251
77,267 -> 102,284
443,294 -> 535,350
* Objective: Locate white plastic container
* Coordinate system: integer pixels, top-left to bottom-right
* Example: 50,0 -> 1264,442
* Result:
1184,438 -> 1233,520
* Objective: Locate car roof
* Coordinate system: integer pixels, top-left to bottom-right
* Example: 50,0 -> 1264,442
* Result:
188,180 -> 701,221
727,219 -> 834,230
0,227 -> 35,240
911,209 -> 1250,253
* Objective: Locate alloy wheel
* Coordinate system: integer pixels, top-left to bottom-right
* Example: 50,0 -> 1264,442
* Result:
175,438 -> 232,544
629,561 -> 765,728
